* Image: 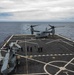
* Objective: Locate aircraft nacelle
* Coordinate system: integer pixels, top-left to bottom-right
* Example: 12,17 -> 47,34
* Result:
9,42 -> 22,51
9,42 -> 21,48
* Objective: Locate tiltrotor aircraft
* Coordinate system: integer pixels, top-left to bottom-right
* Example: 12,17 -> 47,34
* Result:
28,24 -> 64,38
28,24 -> 56,38
0,42 -> 22,75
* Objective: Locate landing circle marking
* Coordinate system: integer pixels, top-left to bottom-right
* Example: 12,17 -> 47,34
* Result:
44,61 -> 74,75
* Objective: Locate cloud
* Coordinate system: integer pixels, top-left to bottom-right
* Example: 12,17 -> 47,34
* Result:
0,0 -> 74,21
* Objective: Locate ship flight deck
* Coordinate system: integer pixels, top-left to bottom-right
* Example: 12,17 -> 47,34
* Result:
0,34 -> 74,75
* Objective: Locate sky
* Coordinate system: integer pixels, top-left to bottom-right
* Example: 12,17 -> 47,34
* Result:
0,0 -> 74,21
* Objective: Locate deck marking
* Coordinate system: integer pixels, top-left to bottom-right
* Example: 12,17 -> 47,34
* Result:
62,54 -> 65,55
13,73 -> 47,75
29,55 -> 33,58
27,54 -> 74,58
65,54 -> 69,55
54,54 -> 57,56
16,54 -> 46,65
27,39 -> 37,42
50,54 -> 53,56
55,58 -> 74,75
34,55 -> 37,57
63,72 -> 69,75
66,69 -> 74,73
70,53 -> 73,55
19,40 -> 39,46
64,58 -> 74,67
52,57 -> 56,59
1,35 -> 14,49
30,73 -> 47,75
18,53 -> 71,74
60,40 -> 73,47
46,54 -> 49,56
42,55 -> 45,56
56,34 -> 72,41
25,36 -> 29,74
44,60 -> 74,75
46,38 -> 73,48
46,39 -> 61,44
38,55 -> 41,57
59,43 -> 74,53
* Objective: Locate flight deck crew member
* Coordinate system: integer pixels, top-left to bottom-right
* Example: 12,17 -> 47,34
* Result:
40,47 -> 43,52
27,46 -> 29,52
30,47 -> 32,52
38,47 -> 43,52
21,47 -> 23,51
38,47 -> 40,52
34,45 -> 36,48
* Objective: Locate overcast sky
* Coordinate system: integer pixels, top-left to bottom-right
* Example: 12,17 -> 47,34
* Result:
0,0 -> 74,21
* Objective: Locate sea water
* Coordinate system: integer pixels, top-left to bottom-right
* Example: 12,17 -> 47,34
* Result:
0,22 -> 74,43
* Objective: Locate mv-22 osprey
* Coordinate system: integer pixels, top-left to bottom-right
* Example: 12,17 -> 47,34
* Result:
28,24 -> 56,38
0,42 -> 23,75
29,24 -> 64,38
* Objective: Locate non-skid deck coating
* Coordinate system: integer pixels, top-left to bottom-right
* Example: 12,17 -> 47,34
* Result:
1,34 -> 74,75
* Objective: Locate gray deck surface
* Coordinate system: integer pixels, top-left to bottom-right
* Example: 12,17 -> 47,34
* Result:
0,35 -> 74,75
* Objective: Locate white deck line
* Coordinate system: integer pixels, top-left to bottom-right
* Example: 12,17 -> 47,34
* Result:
60,40 -> 73,47
28,53 -> 74,58
55,58 -> 74,75
64,58 -> 74,67
14,34 -> 35,36
1,35 -> 14,49
13,73 -> 47,75
56,34 -> 73,42
46,39 -> 61,44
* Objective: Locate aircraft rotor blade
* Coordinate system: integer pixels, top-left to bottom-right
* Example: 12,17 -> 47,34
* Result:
48,28 -> 52,30
49,24 -> 56,28
49,24 -> 53,27
54,26 -> 65,28
49,24 -> 65,28
31,25 -> 39,27
26,28 -> 30,30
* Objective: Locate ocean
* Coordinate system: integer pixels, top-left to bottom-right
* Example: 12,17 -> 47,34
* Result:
0,22 -> 74,43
